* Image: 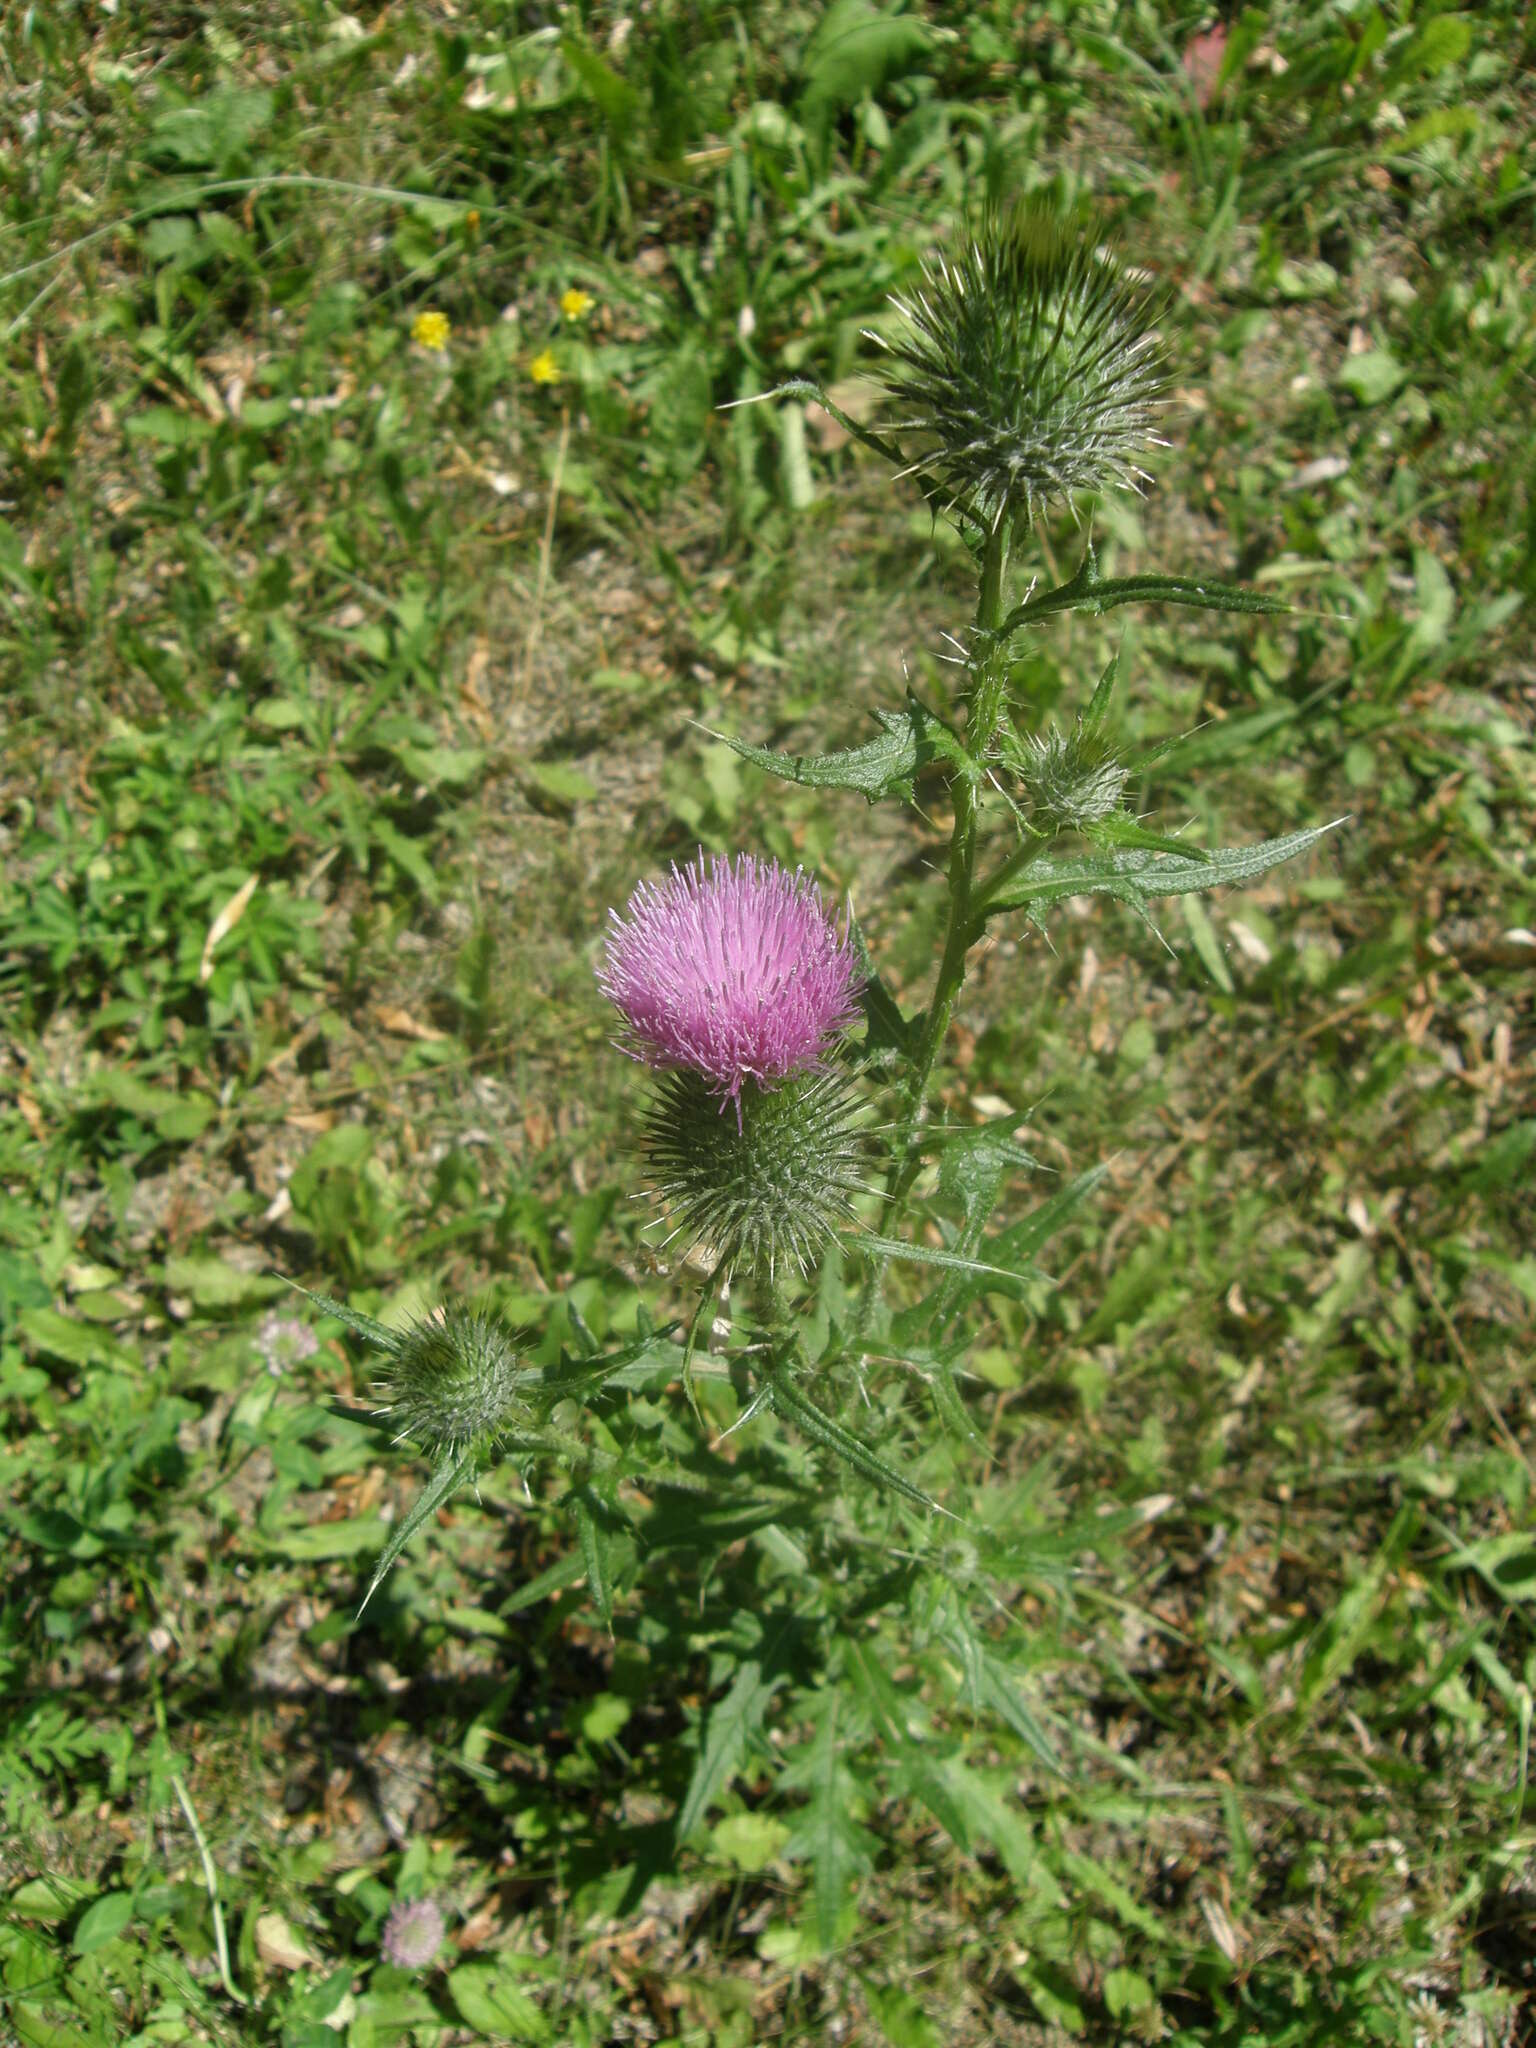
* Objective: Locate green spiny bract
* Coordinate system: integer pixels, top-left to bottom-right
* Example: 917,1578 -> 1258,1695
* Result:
373,1307 -> 533,1459
642,1068 -> 866,1279
870,199 -> 1167,533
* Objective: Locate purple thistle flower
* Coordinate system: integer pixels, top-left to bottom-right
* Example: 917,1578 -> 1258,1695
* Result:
599,852 -> 863,1109
381,1897 -> 445,1970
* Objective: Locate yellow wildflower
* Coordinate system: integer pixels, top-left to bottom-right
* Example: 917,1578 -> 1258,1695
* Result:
560,287 -> 594,322
529,348 -> 560,385
411,310 -> 451,354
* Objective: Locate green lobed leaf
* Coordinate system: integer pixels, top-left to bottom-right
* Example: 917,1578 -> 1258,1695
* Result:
530,1331 -> 689,1403
641,1482 -> 812,1554
781,1690 -> 875,1953
799,2 -> 934,132
980,822 -> 1345,920
676,1658 -> 784,1844
724,698 -> 972,806
447,1962 -> 550,2043
933,1120 -> 1041,1221
900,1755 -> 1062,1902
1057,1847 -> 1167,1941
358,1450 -> 477,1616
926,1352 -> 986,1451
861,1977 -> 942,2048
945,1617 -> 1065,1777
922,1121 -> 1049,1347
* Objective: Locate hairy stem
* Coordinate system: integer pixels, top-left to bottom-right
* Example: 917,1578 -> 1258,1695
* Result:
854,523 -> 1011,1339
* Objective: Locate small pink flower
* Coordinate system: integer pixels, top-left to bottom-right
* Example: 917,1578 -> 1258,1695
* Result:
599,852 -> 863,1109
254,1313 -> 320,1378
381,1897 -> 444,1969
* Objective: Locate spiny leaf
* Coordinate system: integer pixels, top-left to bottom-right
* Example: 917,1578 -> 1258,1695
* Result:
944,1616 -> 1065,1776
358,1449 -> 478,1616
764,1359 -> 953,1517
723,698 -> 973,807
277,1278 -> 406,1355
502,1546 -> 588,1617
934,1119 -> 1042,1220
676,1659 -> 783,1844
781,1689 -> 876,1954
531,1332 -> 689,1403
849,910 -> 922,1062
991,1163 -> 1111,1270
994,539 -> 1288,637
980,821 -> 1345,920
1084,811 -> 1214,862
1082,650 -> 1121,727
859,1234 -> 1040,1286
1057,1848 -> 1168,1941
923,1122 -> 1049,1341
899,1755 -> 1063,1898
571,1485 -> 621,1635
841,1634 -> 924,1749
927,1355 -> 987,1451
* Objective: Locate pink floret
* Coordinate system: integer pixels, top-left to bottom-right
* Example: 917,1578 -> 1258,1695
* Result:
599,852 -> 863,1104
381,1898 -> 445,1969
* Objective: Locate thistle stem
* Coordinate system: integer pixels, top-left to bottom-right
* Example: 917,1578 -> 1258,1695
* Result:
854,523 -> 1011,1336
973,830 -> 1049,916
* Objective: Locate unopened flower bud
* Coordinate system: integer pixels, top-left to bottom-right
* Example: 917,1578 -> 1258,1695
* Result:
374,1307 -> 531,1459
869,199 -> 1167,531
1019,722 -> 1131,827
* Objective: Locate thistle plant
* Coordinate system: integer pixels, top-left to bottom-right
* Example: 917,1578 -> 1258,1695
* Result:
310,198 -> 1339,1885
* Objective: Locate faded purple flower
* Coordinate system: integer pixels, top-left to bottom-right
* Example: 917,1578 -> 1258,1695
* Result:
254,1313 -> 320,1378
599,852 -> 863,1108
381,1897 -> 445,1970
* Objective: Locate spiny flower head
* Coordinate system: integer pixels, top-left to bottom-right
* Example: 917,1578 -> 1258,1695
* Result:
373,1306 -> 532,1461
381,1898 -> 445,1969
642,1068 -> 865,1278
599,852 -> 863,1110
560,287 -> 594,321
1018,721 -> 1131,827
528,347 -> 560,385
869,199 -> 1167,531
